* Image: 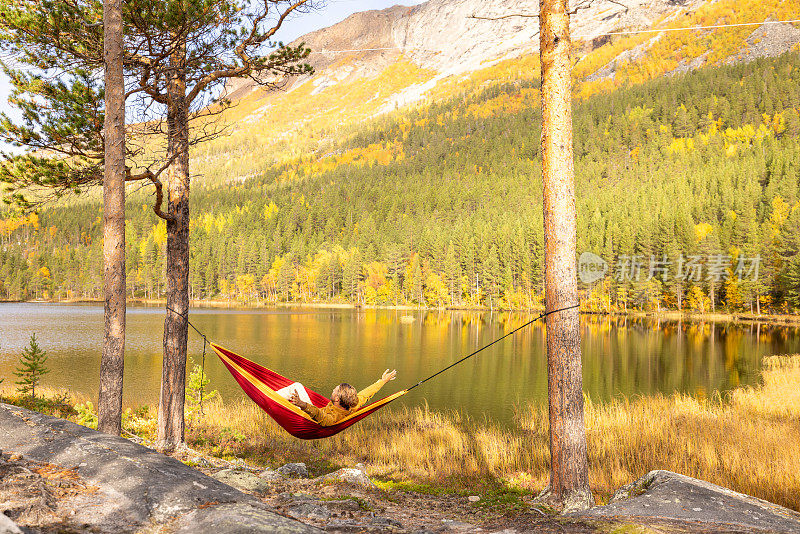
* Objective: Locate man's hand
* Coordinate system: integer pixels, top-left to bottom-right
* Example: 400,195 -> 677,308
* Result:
381,369 -> 397,382
289,391 -> 306,409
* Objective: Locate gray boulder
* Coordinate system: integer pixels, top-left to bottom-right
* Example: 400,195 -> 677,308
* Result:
259,468 -> 285,482
323,519 -> 367,532
279,492 -> 319,503
0,514 -> 23,534
318,467 -> 375,488
439,518 -> 479,531
370,516 -> 403,529
287,502 -> 332,521
278,462 -> 309,478
321,499 -> 364,513
323,517 -> 403,533
174,503 -> 321,534
212,468 -> 271,493
582,469 -> 800,533
187,456 -> 212,468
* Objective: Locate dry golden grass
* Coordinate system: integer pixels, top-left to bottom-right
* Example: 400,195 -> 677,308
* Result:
186,355 -> 800,510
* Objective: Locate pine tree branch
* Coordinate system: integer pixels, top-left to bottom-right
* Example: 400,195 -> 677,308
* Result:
469,13 -> 539,20
469,0 -> 628,20
261,0 -> 316,41
126,158 -> 178,222
186,0 -> 315,103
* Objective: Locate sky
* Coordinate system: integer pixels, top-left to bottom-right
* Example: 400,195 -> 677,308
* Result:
0,0 -> 426,135
278,0 -> 424,42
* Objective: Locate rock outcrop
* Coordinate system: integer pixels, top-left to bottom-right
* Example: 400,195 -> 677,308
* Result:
581,470 -> 800,533
0,404 -> 320,533
316,465 -> 376,488
228,0 -> 713,101
0,514 -> 22,534
277,462 -> 310,479
727,21 -> 800,65
212,468 -> 274,493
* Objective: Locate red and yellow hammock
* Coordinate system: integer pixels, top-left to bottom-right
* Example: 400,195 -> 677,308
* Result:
211,343 -> 408,440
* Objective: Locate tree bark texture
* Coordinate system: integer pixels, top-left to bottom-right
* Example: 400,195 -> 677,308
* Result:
97,0 -> 126,437
157,43 -> 190,452
538,0 -> 593,512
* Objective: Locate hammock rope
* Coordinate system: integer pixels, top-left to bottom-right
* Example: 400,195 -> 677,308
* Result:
199,336 -> 207,415
165,303 -> 580,438
406,303 -> 580,391
172,309 -> 211,415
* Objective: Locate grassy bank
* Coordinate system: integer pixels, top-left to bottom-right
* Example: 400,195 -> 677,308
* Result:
3,355 -> 799,511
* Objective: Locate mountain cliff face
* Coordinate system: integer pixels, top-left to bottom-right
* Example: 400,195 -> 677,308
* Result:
394,0 -> 693,73
227,0 -> 767,103
215,0 -> 800,182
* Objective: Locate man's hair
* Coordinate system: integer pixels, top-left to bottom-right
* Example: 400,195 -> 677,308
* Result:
334,383 -> 358,410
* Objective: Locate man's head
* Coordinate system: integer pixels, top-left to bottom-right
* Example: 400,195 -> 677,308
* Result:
331,383 -> 358,410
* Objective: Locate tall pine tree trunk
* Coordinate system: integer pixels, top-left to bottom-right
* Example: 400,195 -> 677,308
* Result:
157,42 -> 190,452
97,0 -> 126,436
537,0 -> 593,512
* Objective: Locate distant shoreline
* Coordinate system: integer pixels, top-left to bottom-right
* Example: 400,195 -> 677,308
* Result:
3,298 -> 799,326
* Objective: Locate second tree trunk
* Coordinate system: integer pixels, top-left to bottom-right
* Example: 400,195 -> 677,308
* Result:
538,0 -> 593,512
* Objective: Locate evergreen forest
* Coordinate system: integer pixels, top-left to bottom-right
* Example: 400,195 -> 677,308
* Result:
2,52 -> 800,313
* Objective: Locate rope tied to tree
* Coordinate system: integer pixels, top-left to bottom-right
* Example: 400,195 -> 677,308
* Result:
199,336 -> 207,415
165,306 -> 208,414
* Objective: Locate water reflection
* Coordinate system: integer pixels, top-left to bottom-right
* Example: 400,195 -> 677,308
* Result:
0,303 -> 798,425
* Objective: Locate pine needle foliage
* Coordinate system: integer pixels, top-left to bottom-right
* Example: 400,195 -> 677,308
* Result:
14,333 -> 50,400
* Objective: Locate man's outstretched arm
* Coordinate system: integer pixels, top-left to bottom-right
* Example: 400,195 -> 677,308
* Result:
357,369 -> 397,408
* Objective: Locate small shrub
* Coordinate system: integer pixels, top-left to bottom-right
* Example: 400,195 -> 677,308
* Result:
75,401 -> 98,429
122,405 -> 156,438
14,334 -> 49,400
185,360 -> 219,422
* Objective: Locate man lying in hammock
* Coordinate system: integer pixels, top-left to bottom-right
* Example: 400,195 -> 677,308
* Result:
288,369 -> 397,426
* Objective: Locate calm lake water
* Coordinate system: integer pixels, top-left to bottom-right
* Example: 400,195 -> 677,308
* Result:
1,303 -> 799,425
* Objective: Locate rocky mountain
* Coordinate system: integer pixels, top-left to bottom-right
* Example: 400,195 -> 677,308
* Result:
226,0 -> 680,98
226,0 -> 800,110
202,0 -> 800,191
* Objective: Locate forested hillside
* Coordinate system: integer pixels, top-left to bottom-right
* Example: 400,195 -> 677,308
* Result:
2,52 -> 800,312
176,0 -> 800,189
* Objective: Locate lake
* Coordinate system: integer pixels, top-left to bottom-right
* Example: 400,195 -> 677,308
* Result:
1,303 -> 799,425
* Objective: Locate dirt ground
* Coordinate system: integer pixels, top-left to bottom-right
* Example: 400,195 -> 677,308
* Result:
0,445 -> 783,534
0,451 -> 102,534
177,450 -> 763,534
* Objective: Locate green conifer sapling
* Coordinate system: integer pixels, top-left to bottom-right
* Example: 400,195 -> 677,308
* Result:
15,334 -> 49,400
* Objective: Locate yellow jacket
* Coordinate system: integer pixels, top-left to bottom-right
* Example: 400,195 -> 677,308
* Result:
301,379 -> 386,426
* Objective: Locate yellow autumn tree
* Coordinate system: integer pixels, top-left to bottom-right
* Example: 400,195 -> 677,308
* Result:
424,272 -> 449,308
